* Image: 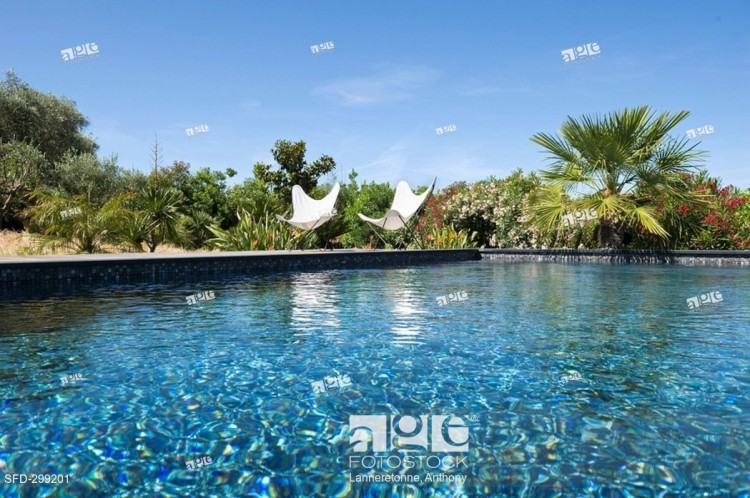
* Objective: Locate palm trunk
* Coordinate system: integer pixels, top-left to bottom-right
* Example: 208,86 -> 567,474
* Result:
598,218 -> 626,249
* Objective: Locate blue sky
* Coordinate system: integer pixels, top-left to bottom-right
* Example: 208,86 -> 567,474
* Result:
3,0 -> 749,189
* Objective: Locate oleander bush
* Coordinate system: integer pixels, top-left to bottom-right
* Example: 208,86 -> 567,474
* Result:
440,170 -> 544,248
631,172 -> 750,249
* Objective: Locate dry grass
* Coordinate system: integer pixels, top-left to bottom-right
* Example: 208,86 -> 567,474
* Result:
0,230 -> 210,257
0,230 -> 65,256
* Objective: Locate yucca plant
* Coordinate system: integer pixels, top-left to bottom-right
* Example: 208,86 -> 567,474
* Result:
181,209 -> 220,249
138,183 -> 185,252
530,106 -> 705,248
109,208 -> 151,252
419,225 -> 478,249
207,210 -> 303,251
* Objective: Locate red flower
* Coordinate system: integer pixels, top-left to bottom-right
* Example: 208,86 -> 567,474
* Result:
676,204 -> 690,216
703,212 -> 722,228
727,197 -> 747,209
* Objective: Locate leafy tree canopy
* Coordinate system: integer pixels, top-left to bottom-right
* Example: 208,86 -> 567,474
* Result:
0,72 -> 96,167
253,139 -> 335,201
52,152 -> 125,205
0,140 -> 46,228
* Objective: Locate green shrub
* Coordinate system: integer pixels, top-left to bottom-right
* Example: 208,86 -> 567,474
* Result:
24,190 -> 129,253
207,210 -> 303,251
420,225 -> 478,249
51,153 -> 126,205
227,178 -> 284,222
0,140 -> 46,228
443,170 -> 542,247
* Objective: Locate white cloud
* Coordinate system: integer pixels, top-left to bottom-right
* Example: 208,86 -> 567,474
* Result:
314,65 -> 439,106
356,140 -> 410,181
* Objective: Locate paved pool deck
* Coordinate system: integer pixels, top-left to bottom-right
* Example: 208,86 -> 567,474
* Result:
0,248 -> 368,264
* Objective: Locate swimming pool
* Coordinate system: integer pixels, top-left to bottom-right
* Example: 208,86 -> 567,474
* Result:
1,261 -> 750,497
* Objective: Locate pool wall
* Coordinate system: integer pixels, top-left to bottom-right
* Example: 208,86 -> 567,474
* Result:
0,249 -> 480,287
480,248 -> 750,266
2,248 -> 749,291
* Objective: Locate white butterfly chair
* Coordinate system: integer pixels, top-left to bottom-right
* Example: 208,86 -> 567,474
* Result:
358,178 -> 436,248
277,183 -> 340,245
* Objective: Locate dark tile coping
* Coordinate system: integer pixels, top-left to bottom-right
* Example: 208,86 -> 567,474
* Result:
3,247 -> 749,298
0,249 -> 481,290
480,248 -> 750,266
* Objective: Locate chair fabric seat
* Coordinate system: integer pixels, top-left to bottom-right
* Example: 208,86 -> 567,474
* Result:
277,183 -> 340,231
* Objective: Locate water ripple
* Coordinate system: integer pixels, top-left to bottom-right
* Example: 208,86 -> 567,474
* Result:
1,262 -> 750,496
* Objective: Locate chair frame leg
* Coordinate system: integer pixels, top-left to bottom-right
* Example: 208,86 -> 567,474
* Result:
293,215 -> 337,250
363,189 -> 433,250
398,214 -> 424,249
366,222 -> 391,249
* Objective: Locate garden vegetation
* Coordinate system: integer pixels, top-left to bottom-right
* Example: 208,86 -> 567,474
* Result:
1,72 -> 747,254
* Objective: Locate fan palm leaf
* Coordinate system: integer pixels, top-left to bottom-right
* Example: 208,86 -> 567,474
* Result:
530,106 -> 704,247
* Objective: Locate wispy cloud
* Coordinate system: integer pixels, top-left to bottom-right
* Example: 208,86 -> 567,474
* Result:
459,78 -> 536,97
357,140 -> 410,180
315,65 -> 439,105
354,140 -> 502,189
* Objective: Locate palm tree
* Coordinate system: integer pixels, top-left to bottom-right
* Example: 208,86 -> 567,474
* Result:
530,106 -> 705,248
26,191 -> 129,253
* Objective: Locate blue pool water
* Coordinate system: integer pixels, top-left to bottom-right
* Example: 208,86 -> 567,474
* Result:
2,261 -> 750,497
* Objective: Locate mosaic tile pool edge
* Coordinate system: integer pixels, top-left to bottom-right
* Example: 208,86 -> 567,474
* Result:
480,248 -> 750,266
0,249 -> 481,286
2,248 -> 749,290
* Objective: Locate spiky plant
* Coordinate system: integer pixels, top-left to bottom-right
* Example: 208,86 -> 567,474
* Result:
207,210 -> 303,251
138,183 -> 185,252
419,225 -> 478,249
